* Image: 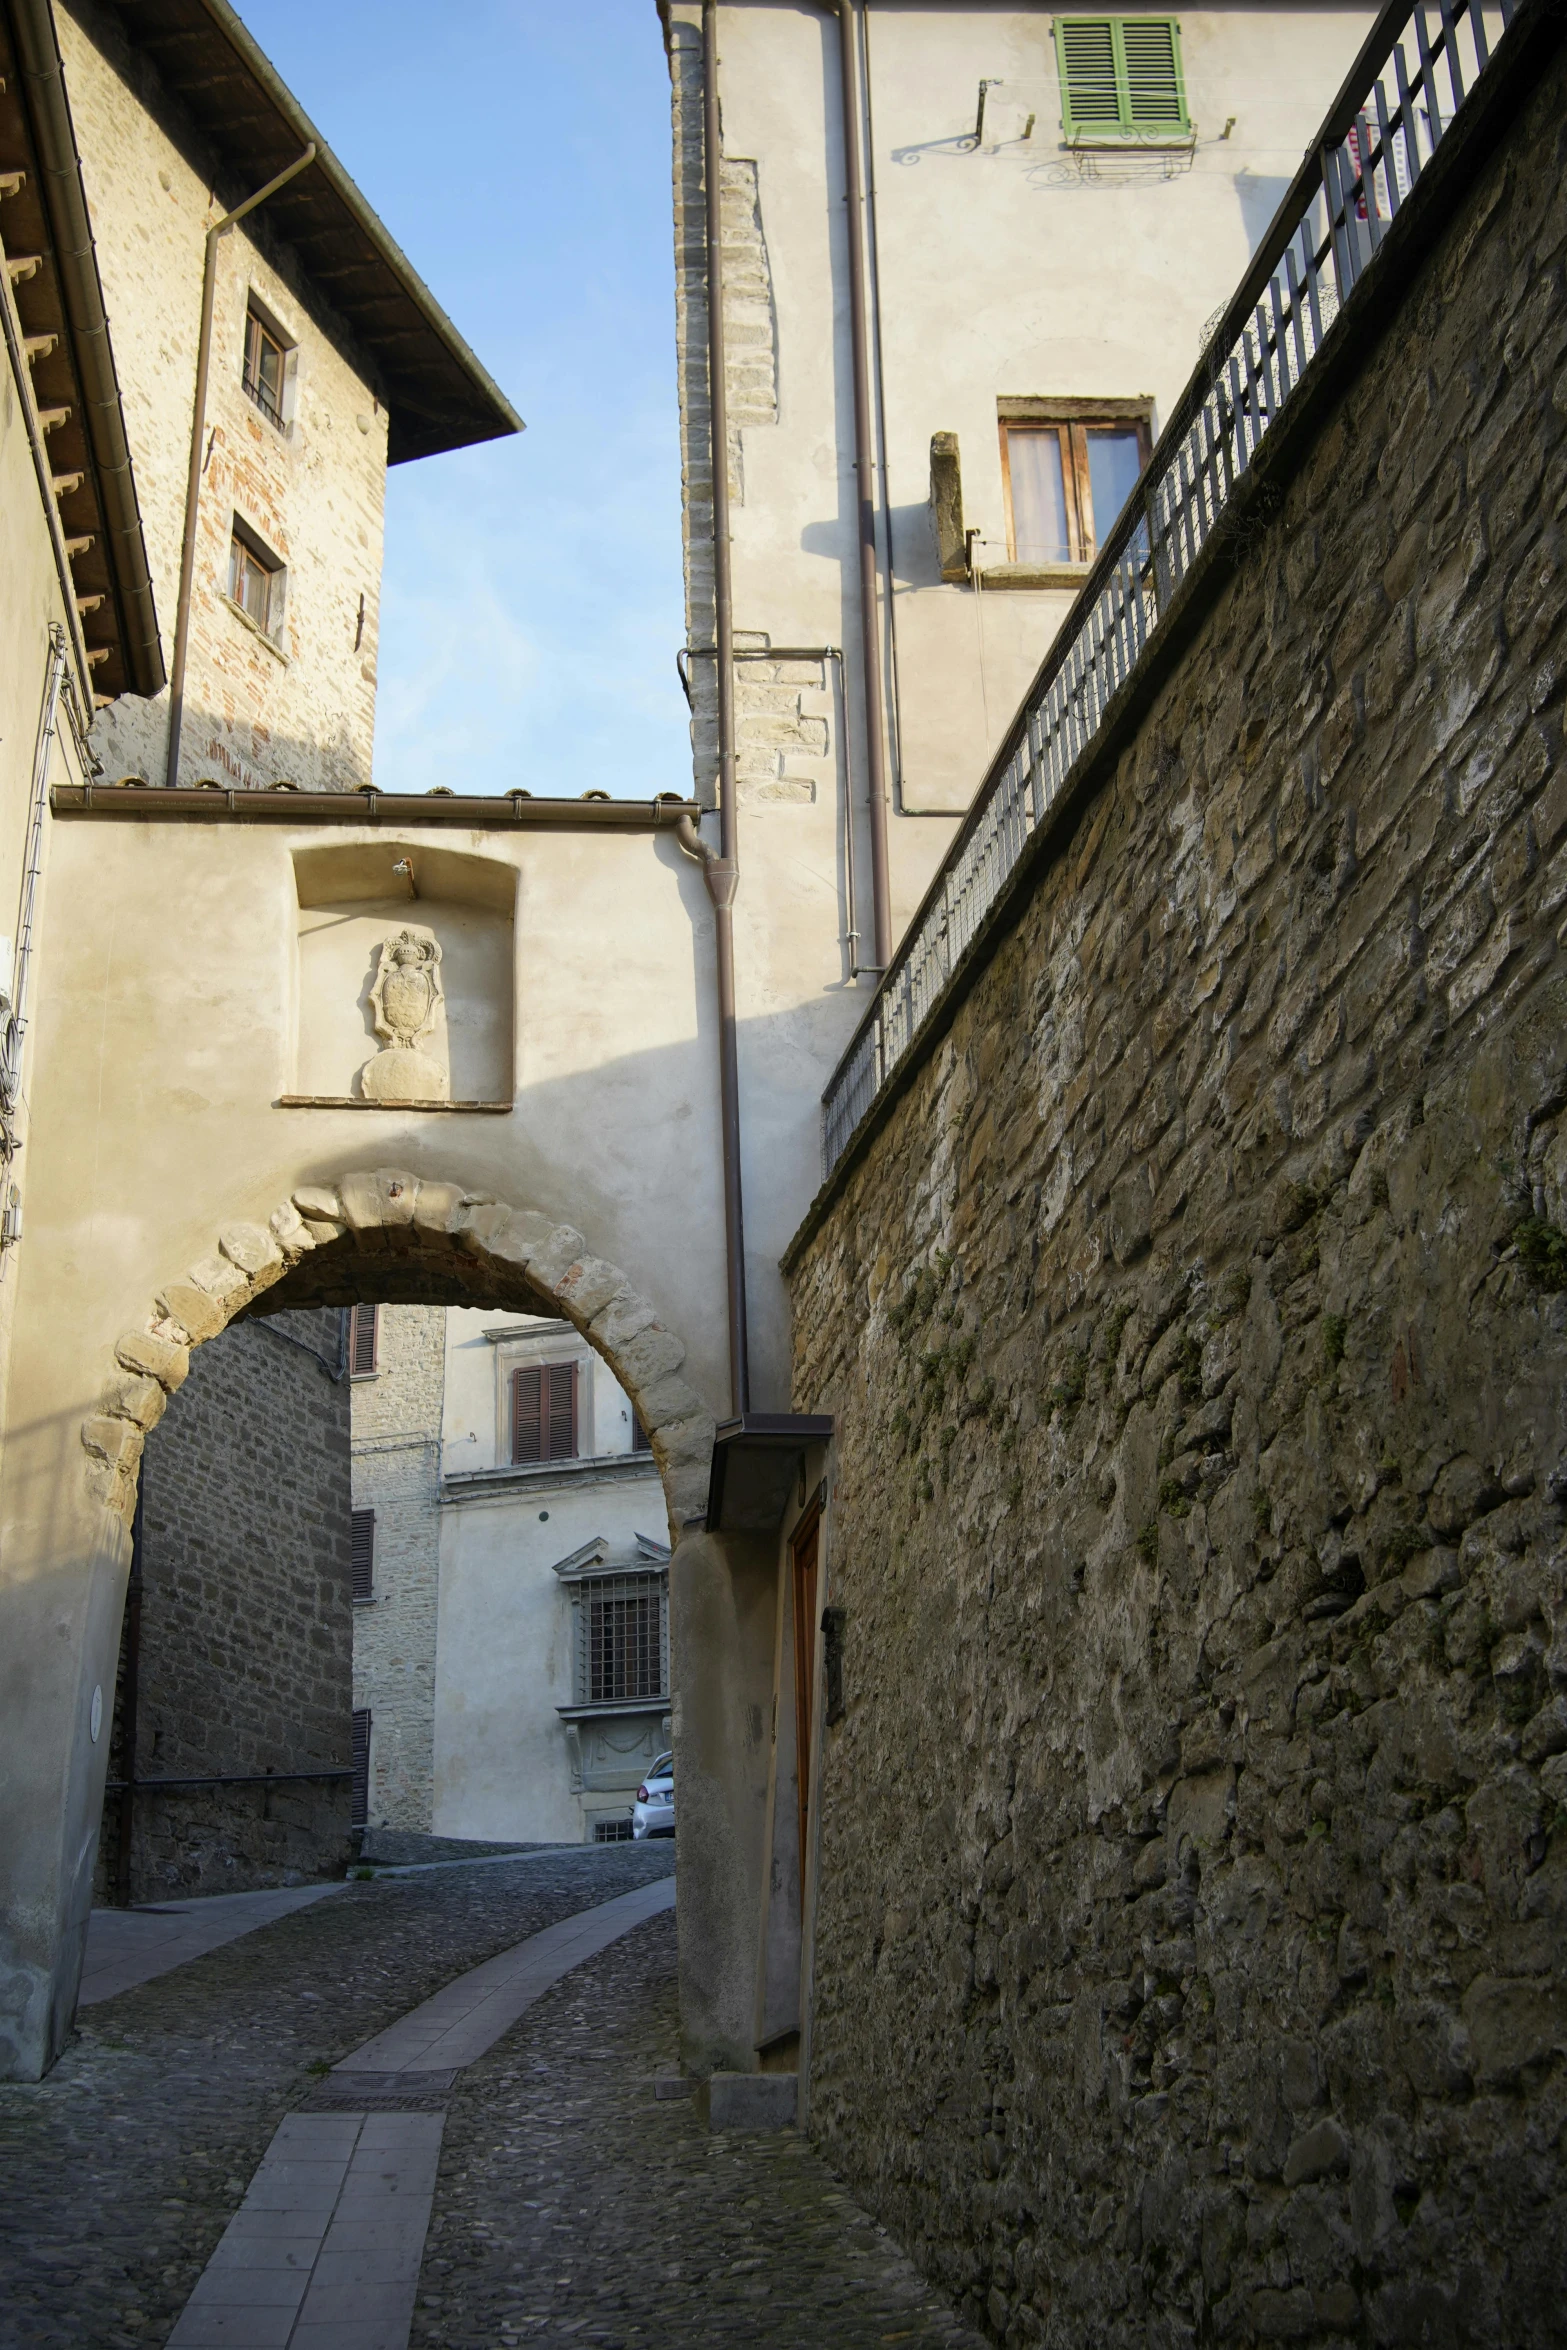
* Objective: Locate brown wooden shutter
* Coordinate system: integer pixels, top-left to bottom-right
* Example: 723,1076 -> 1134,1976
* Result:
351,1708 -> 371,1826
512,1362 -> 579,1462
630,1410 -> 651,1453
547,1361 -> 578,1461
512,1366 -> 544,1462
350,1509 -> 375,1602
349,1304 -> 379,1376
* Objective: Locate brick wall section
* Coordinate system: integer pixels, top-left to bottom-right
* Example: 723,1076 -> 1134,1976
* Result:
789,50 -> 1567,2349
350,1306 -> 446,1831
96,1311 -> 353,1902
58,0 -> 387,792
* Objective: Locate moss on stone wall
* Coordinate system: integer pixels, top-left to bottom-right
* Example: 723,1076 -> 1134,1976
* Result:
791,43 -> 1567,2348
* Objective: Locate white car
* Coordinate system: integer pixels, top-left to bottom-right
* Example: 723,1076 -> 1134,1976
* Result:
632,1752 -> 674,1839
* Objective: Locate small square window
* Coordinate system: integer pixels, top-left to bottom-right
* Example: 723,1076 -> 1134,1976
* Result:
1054,17 -> 1190,143
242,304 -> 290,429
228,519 -> 284,639
999,405 -> 1152,566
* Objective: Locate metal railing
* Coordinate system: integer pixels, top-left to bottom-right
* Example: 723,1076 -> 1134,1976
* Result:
821,0 -> 1515,1179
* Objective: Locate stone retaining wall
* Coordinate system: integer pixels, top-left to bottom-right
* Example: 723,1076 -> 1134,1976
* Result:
789,44 -> 1567,2347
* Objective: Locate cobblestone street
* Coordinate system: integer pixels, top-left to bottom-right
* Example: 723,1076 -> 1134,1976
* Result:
0,1852 -> 980,2350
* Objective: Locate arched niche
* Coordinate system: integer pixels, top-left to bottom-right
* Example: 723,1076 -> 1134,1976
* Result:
291,841 -> 516,1106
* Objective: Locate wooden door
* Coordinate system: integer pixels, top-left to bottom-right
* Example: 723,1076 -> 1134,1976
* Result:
790,1501 -> 821,1909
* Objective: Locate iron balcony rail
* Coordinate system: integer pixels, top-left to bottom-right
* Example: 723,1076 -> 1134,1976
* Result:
820,0 -> 1515,1180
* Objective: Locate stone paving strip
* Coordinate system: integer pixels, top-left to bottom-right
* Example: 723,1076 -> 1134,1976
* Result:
79,1886 -> 347,2006
161,1879 -> 679,2350
2,1849 -> 977,2350
167,2111 -> 442,2350
0,1846 -> 674,2349
335,1879 -> 675,2075
412,1905 -> 986,2349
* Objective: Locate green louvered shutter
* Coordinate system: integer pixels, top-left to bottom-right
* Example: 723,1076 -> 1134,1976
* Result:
1121,19 -> 1187,131
1056,17 -> 1120,134
1055,17 -> 1190,139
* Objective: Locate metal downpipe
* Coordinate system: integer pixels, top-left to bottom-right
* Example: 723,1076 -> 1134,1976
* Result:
833,0 -> 893,970
697,0 -> 749,1417
164,145 -> 315,789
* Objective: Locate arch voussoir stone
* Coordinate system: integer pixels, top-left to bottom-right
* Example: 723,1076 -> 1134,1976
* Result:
84,1165 -> 715,1537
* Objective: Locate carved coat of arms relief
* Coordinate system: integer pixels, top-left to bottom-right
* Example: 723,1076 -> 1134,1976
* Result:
360,926 -> 450,1102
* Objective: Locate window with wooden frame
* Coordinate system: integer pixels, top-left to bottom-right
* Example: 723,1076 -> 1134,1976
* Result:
1053,16 -> 1190,143
242,303 -> 289,429
350,1508 -> 375,1603
998,401 -> 1153,568
512,1361 -> 579,1464
227,516 -> 285,639
347,1304 -> 379,1378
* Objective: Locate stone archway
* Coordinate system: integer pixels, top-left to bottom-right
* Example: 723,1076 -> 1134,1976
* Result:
82,1165 -> 716,1542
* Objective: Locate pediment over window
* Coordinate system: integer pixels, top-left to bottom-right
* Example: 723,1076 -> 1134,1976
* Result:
549,1531 -> 671,1583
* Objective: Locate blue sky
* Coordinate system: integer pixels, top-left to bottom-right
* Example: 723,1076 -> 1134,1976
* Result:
231,0 -> 690,798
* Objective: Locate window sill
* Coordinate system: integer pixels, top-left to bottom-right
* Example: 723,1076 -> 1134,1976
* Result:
351,1594 -> 376,1607
442,1451 -> 663,1497
978,561 -> 1092,591
277,1095 -> 515,1112
1064,131 -> 1195,152
221,593 -> 289,664
241,385 -> 292,439
556,1697 -> 670,1721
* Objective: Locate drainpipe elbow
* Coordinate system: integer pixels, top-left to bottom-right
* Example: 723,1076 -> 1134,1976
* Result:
676,813 -> 738,909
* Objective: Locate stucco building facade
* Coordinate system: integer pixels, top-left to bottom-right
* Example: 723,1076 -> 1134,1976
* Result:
661,0 -> 1379,1395
351,1303 -> 671,1846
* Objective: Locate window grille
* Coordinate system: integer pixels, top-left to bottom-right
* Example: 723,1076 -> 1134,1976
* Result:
571,1571 -> 668,1706
593,1815 -> 634,1843
350,1509 -> 375,1602
348,1304 -> 379,1376
350,1708 -> 371,1827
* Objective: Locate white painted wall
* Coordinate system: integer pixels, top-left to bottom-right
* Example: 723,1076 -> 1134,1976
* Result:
665,1 -> 1377,1395
432,1309 -> 670,1843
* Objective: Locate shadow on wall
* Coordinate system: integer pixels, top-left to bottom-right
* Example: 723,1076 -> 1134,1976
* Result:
1234,169 -> 1294,256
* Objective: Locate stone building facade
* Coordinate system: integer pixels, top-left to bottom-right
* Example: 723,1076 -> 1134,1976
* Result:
50,0 -> 516,795
785,31 -> 1567,2345
96,1310 -> 352,1903
57,0 -> 385,792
